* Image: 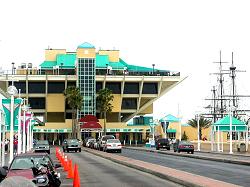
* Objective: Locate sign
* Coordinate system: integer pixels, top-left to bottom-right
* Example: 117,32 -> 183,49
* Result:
2,98 -> 22,132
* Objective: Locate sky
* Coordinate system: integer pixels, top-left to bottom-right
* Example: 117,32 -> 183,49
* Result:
1,0 -> 250,123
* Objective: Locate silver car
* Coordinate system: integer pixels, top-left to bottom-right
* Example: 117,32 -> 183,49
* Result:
34,140 -> 50,154
103,139 -> 122,153
62,139 -> 81,152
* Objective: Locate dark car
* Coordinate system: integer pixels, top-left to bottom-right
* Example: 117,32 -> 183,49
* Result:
34,140 -> 50,154
155,138 -> 170,150
0,152 -> 61,185
173,140 -> 194,154
62,139 -> 81,152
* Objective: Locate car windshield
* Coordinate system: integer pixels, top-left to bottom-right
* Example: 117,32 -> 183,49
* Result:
10,156 -> 51,170
107,139 -> 120,143
36,140 -> 49,145
67,139 -> 79,143
180,141 -> 191,145
157,139 -> 169,143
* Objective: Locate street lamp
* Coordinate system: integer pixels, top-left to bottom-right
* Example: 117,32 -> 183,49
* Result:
196,114 -> 201,151
152,64 -> 155,75
229,106 -> 236,154
7,85 -> 18,163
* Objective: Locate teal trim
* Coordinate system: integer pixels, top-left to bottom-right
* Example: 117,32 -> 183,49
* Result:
167,129 -> 176,133
56,54 -> 76,69
160,114 -> 180,122
78,42 -> 95,49
40,61 -> 56,69
96,54 -> 109,68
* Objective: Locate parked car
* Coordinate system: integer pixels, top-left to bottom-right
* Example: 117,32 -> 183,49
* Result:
103,139 -> 122,153
88,139 -> 96,149
62,139 -> 81,152
83,137 -> 94,147
0,152 -> 61,186
86,138 -> 96,148
34,140 -> 50,154
173,140 -> 194,154
155,138 -> 170,150
98,135 -> 115,151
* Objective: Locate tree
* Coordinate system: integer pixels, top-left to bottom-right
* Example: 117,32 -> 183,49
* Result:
64,86 -> 83,138
182,131 -> 188,140
187,116 -> 211,140
96,88 -> 114,135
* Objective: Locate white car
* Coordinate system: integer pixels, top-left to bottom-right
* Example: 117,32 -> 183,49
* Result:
103,139 -> 122,153
86,138 -> 96,148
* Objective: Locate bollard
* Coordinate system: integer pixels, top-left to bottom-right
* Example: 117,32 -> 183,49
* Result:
129,140 -> 131,146
135,140 -> 137,146
123,140 -> 126,146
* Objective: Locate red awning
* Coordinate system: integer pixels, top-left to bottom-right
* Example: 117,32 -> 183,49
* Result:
79,115 -> 99,123
80,121 -> 102,129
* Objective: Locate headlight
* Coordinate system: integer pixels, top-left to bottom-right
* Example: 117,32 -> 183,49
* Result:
36,175 -> 48,184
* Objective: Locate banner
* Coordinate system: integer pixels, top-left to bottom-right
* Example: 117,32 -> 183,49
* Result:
21,112 -> 32,133
2,98 -> 22,132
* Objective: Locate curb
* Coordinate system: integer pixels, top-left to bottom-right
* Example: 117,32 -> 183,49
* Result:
124,147 -> 250,166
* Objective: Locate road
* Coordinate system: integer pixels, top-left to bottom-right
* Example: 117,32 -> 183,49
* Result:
63,150 -> 183,187
119,148 -> 250,186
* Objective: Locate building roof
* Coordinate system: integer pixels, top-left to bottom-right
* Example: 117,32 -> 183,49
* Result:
77,42 -> 95,49
213,115 -> 247,132
39,48 -> 170,73
159,114 -> 180,122
56,54 -> 76,69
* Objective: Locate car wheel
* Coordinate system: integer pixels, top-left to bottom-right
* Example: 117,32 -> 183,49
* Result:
191,151 -> 194,154
75,149 -> 77,152
174,149 -> 176,152
177,149 -> 180,153
79,148 -> 81,152
156,147 -> 159,150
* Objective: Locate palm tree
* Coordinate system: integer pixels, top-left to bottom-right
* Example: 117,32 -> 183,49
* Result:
96,88 -> 114,135
64,86 -> 83,138
187,116 -> 211,139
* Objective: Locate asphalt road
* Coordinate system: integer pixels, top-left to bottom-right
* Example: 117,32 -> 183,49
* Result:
64,150 -> 183,187
120,149 -> 250,187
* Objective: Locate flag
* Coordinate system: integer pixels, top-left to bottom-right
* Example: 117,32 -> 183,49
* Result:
2,98 -> 22,132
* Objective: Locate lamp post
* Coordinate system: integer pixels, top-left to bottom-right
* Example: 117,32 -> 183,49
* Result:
152,64 -> 155,75
7,85 -> 18,163
1,111 -> 5,166
196,114 -> 201,151
229,106 -> 235,154
17,89 -> 22,154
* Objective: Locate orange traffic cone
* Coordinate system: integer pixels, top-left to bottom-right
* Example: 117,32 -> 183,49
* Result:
64,156 -> 68,171
73,164 -> 80,187
67,159 -> 74,179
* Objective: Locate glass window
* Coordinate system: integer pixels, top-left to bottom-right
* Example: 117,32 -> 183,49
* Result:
142,83 -> 158,94
11,81 -> 26,93
28,82 -> 45,93
122,98 -> 137,109
28,98 -> 45,109
124,83 -> 139,94
48,82 -> 65,93
106,82 -> 121,94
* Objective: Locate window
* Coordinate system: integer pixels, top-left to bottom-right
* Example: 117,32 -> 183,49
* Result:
96,82 -> 102,92
11,82 -> 26,93
124,83 -> 139,94
106,82 -> 121,94
142,83 -> 158,94
28,82 -> 46,93
122,98 -> 137,109
48,82 -> 65,93
28,98 -> 45,109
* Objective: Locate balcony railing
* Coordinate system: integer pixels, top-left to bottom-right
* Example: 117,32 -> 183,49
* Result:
1,68 -> 180,77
